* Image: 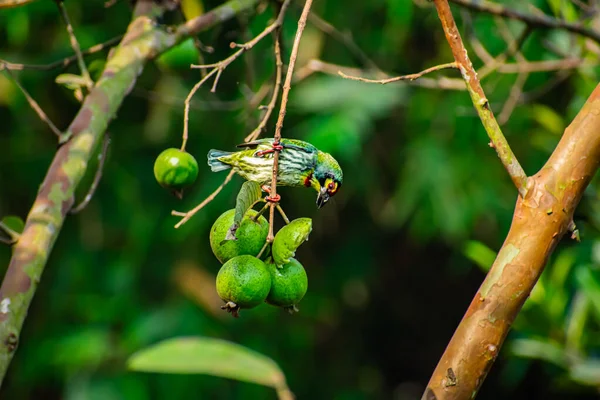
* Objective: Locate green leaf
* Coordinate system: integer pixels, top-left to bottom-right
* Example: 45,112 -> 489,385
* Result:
463,240 -> 496,272
128,337 -> 288,390
225,181 -> 262,241
272,218 -> 312,266
1,215 -> 24,234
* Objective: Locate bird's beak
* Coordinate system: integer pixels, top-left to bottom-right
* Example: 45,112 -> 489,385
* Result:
316,187 -> 330,209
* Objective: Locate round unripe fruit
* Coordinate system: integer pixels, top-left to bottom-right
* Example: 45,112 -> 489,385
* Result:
210,209 -> 269,264
266,258 -> 308,309
154,148 -> 199,190
216,255 -> 271,313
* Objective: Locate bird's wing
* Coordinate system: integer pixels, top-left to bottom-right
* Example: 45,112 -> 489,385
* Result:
237,138 -> 317,154
281,139 -> 317,154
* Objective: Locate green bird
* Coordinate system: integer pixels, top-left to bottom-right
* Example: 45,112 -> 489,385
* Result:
207,138 -> 343,208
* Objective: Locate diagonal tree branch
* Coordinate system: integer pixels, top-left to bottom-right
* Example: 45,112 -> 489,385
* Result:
0,0 -> 261,385
423,82 -> 600,400
434,0 -> 528,198
449,0 -> 600,44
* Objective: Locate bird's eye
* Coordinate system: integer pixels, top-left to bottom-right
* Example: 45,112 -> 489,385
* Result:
326,179 -> 338,195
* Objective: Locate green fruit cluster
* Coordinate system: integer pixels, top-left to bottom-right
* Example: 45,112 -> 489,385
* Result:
210,209 -> 310,317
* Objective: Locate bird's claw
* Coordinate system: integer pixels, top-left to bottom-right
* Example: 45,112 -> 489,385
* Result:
261,185 -> 281,203
256,141 -> 284,157
265,194 -> 281,203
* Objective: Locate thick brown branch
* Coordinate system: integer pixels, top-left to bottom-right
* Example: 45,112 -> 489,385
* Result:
434,0 -> 528,198
423,83 -> 600,400
449,0 -> 600,43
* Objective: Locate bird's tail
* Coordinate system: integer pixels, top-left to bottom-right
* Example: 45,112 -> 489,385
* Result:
207,149 -> 232,172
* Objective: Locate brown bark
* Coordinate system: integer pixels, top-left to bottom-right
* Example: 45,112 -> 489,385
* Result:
424,84 -> 600,399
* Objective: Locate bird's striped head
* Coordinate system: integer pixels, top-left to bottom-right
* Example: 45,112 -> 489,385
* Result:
312,151 -> 343,208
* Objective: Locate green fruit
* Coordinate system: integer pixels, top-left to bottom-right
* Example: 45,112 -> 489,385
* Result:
210,209 -> 269,263
266,258 -> 308,311
154,148 -> 199,190
272,218 -> 312,266
216,255 -> 271,317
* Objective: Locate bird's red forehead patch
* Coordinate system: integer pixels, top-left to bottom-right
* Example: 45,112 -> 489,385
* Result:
304,172 -> 313,187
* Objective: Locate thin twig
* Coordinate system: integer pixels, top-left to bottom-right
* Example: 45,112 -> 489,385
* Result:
266,0 -> 314,243
181,69 -> 220,151
173,32 -> 285,227
0,35 -> 122,72
173,170 -> 236,228
2,68 -> 63,138
70,133 -> 111,214
0,222 -> 20,245
276,204 -> 290,224
180,0 -> 292,151
433,0 -> 529,198
57,1 -> 93,90
338,62 -> 458,84
295,59 -> 467,90
448,0 -> 600,43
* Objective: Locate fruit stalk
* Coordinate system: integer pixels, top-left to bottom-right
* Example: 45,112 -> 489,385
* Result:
0,0 -> 261,385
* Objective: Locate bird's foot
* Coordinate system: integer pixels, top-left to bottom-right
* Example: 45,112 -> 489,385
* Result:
261,185 -> 281,203
266,194 -> 281,203
256,141 -> 284,157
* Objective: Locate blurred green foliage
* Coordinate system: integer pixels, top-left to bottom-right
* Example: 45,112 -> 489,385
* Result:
2,0 -> 600,399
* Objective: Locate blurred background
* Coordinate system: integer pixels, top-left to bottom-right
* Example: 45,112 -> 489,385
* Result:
2,0 -> 600,398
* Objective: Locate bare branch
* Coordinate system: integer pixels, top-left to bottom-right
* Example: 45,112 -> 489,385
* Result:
296,59 -> 467,90
433,0 -> 529,198
70,134 -> 111,214
174,30 -> 285,227
338,62 -> 458,84
1,68 -> 63,138
180,0 -> 292,151
172,170 -> 236,228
